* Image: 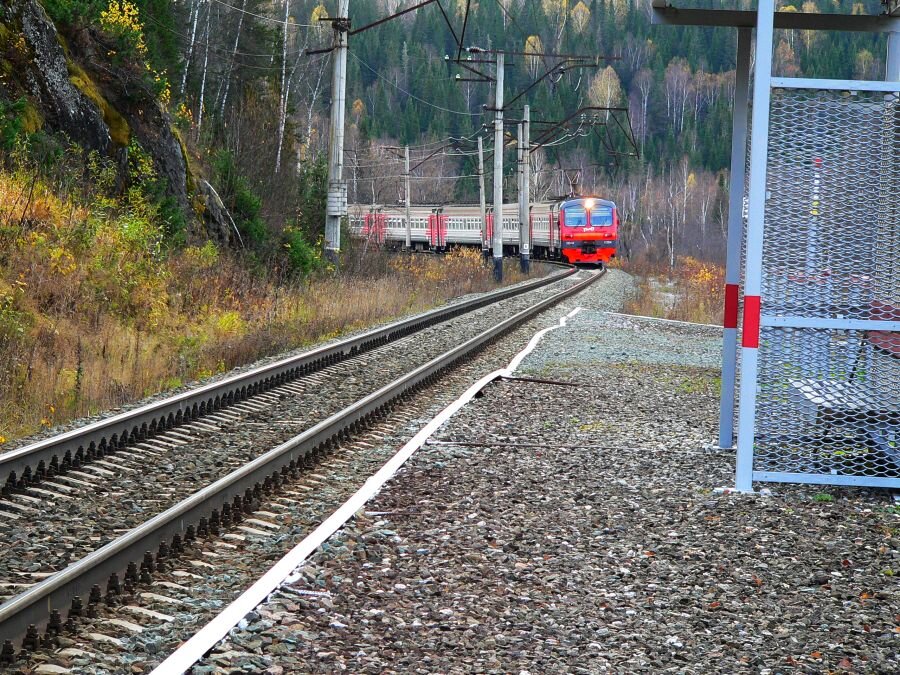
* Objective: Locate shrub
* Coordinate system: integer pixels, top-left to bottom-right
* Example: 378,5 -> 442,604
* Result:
0,97 -> 25,151
283,226 -> 322,277
99,1 -> 147,58
41,0 -> 105,26
212,150 -> 268,246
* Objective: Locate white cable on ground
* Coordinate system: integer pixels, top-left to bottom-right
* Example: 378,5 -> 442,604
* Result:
151,306 -> 584,674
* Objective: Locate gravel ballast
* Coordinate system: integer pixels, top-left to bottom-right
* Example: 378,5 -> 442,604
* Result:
9,270 -> 632,673
199,274 -> 899,674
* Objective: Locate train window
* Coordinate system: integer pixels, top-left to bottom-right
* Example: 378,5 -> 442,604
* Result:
566,208 -> 587,226
591,207 -> 613,226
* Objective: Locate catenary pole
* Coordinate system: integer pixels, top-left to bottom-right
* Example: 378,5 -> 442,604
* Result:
324,0 -> 350,267
517,120 -> 523,261
404,145 -> 412,250
717,27 -> 751,450
478,135 -> 488,257
492,52 -> 505,282
521,104 -> 531,274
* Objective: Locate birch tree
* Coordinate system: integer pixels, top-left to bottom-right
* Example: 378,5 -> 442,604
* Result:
195,2 -> 212,136
274,1 -> 293,173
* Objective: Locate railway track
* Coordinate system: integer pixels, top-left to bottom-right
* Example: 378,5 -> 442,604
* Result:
0,264 -> 602,665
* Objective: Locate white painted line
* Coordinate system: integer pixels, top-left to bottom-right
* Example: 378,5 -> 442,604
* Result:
151,307 -> 582,675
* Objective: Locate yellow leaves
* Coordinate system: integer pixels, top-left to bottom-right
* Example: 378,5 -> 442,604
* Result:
588,66 -> 623,109
182,242 -> 219,271
542,0 -> 569,20
212,310 -> 246,338
0,435 -> 6,445
524,35 -> 543,76
100,1 -> 148,56
570,1 -> 590,34
310,3 -> 329,24
176,102 -> 194,128
49,246 -> 77,276
351,98 -> 366,123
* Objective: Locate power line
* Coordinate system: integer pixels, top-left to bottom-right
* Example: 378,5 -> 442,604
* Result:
348,50 -> 483,117
208,0 -> 319,28
143,11 -> 330,69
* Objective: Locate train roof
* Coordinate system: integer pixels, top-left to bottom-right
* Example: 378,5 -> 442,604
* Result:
559,197 -> 616,209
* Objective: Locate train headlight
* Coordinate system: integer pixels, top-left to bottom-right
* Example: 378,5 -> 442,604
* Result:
584,198 -> 595,210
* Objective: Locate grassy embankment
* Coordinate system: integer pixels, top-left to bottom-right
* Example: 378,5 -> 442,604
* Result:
0,168 -> 530,445
614,256 -> 725,325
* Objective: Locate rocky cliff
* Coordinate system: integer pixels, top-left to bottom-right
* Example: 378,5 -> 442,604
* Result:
0,0 -> 232,244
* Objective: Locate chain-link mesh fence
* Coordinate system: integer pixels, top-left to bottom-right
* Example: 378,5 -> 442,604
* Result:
751,86 -> 899,486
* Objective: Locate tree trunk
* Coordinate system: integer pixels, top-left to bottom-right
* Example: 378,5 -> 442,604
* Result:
274,0 -> 291,174
181,0 -> 201,95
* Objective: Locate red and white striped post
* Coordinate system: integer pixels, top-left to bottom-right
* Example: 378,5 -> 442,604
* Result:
718,27 -> 752,450
735,0 -> 776,492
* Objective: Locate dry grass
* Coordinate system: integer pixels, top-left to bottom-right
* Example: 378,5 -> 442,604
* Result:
0,171 -> 532,444
614,256 -> 725,325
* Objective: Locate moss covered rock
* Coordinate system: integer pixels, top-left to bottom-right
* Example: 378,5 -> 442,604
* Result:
8,0 -> 110,151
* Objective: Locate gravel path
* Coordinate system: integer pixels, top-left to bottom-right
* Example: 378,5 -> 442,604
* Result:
198,275 -> 899,674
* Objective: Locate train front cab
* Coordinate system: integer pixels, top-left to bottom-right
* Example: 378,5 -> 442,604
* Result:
555,198 -> 618,265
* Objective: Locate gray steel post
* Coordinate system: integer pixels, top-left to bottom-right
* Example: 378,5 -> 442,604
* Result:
478,135 -> 488,257
521,105 -> 531,274
735,0 -> 776,492
718,27 -> 751,450
492,52 -> 505,282
889,27 -> 900,80
324,0 -> 350,266
404,145 -> 412,250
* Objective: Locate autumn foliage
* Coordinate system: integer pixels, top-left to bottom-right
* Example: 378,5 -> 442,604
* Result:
0,161 -> 529,445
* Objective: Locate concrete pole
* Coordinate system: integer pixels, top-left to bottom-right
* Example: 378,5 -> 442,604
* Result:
478,135 -> 488,257
734,0 -> 776,492
521,105 -> 531,274
492,52 -> 505,282
517,120 -> 524,260
324,0 -> 350,267
404,145 -> 412,250
717,27 -> 751,451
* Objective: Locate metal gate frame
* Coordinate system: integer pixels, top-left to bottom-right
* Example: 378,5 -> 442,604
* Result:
653,1 -> 900,490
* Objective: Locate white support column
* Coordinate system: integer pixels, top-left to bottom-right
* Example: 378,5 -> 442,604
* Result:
517,120 -> 524,258
404,145 -> 412,250
492,52 -> 505,282
521,105 -> 531,274
734,0 -> 777,492
718,27 -> 752,450
324,0 -> 350,266
478,135 -> 488,256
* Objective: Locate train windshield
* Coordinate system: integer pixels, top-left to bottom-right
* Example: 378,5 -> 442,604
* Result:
591,207 -> 613,226
565,208 -> 588,226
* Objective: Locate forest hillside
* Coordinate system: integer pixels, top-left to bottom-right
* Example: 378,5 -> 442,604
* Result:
0,0 -> 891,440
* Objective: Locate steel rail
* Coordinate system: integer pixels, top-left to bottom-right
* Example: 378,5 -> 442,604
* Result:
0,268 -> 602,648
0,263 -> 574,495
